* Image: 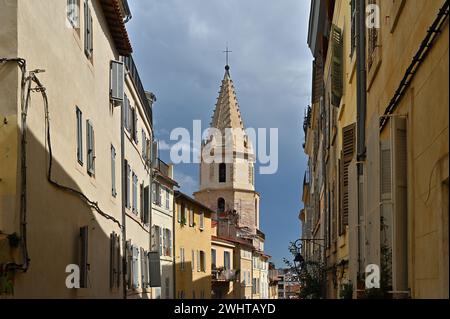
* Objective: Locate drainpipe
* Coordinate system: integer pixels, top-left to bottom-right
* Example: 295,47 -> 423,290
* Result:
120,93 -> 127,299
356,0 -> 367,286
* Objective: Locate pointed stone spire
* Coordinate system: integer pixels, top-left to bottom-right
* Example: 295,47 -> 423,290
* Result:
210,66 -> 245,131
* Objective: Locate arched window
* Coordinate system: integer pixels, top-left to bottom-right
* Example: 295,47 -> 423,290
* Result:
217,198 -> 225,213
219,163 -> 226,183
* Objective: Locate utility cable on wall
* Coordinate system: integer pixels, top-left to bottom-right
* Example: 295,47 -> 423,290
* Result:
1,58 -> 123,273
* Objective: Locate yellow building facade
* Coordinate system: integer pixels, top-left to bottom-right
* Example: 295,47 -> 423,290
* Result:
174,191 -> 213,299
304,0 -> 449,299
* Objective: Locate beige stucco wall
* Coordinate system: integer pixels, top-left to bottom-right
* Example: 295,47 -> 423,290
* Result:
0,0 -> 153,298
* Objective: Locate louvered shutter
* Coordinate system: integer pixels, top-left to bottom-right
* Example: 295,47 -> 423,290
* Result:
83,1 -> 88,53
116,234 -> 121,288
144,186 -> 150,224
110,232 -> 116,289
110,61 -> 124,102
132,246 -> 139,289
126,240 -> 132,289
140,247 -> 146,288
76,108 -> 83,164
340,124 -> 356,233
197,250 -> 200,272
80,226 -> 89,288
392,118 -> 408,294
331,24 -> 343,107
311,58 -> 324,104
111,145 -> 116,197
379,138 -> 393,284
148,251 -> 161,287
151,140 -> 158,167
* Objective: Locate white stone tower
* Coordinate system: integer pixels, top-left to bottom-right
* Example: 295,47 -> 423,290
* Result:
194,65 -> 260,234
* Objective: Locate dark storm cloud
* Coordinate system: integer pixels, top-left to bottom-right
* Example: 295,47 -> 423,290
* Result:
126,0 -> 312,267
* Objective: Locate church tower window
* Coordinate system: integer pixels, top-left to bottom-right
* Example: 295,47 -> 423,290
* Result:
219,163 -> 226,183
218,198 -> 225,213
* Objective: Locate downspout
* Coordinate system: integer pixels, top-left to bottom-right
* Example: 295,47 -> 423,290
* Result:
120,91 -> 127,299
356,0 -> 367,287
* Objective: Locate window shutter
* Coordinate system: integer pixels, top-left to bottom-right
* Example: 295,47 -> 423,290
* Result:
142,130 -> 146,160
392,118 -> 408,293
84,1 -> 88,53
110,61 -> 124,102
126,240 -> 132,289
76,108 -> 83,164
340,124 -> 355,233
110,232 -> 120,289
148,251 -> 161,287
144,186 -> 150,224
116,234 -> 121,288
140,247 -> 146,288
132,246 -> 139,289
311,58 -> 324,104
197,250 -> 200,272
159,227 -> 163,256
191,250 -> 195,271
151,140 -> 158,167
125,161 -> 130,208
111,145 -> 116,197
80,226 -> 89,288
331,24 -> 343,107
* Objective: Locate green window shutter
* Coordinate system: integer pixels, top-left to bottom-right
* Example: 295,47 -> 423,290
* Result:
331,24 -> 343,107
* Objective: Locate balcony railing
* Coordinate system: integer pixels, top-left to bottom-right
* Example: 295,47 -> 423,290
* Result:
212,268 -> 237,282
122,55 -> 153,126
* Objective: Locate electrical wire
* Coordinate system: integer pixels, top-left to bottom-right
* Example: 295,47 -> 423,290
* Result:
1,58 -> 123,274
30,74 -> 123,228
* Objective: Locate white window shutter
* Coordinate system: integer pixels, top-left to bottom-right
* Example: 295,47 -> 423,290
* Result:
110,60 -> 124,102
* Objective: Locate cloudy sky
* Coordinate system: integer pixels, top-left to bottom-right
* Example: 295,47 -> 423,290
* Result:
127,0 -> 312,267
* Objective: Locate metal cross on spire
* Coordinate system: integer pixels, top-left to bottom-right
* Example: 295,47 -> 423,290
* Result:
223,44 -> 232,67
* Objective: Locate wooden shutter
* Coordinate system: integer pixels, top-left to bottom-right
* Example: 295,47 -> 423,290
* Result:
311,58 -> 324,104
76,108 -> 83,164
110,232 -> 121,289
86,120 -> 94,174
340,124 -> 356,234
197,250 -> 200,272
80,226 -> 89,288
111,145 -> 116,197
126,240 -> 132,289
148,251 -> 161,287
392,118 -> 408,294
110,60 -> 124,102
140,247 -> 146,288
132,246 -> 139,289
331,24 -> 343,107
144,186 -> 150,224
